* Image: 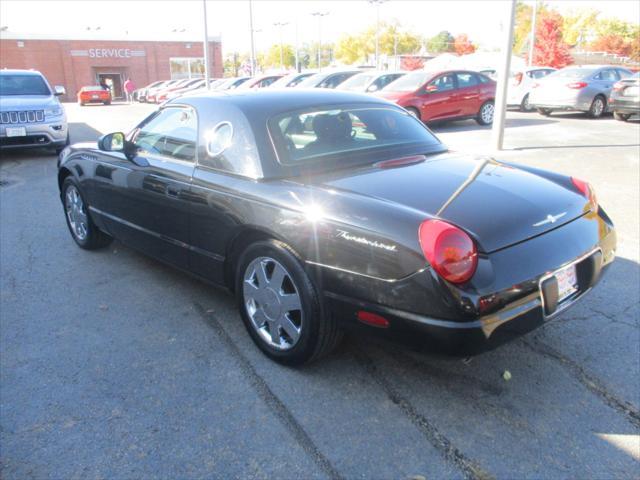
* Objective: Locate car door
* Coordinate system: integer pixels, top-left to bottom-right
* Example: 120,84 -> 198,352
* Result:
592,68 -> 620,100
418,73 -> 458,121
454,72 -> 481,115
92,106 -> 197,268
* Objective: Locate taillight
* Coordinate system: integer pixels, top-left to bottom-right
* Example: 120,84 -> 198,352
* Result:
567,82 -> 588,89
613,81 -> 624,91
531,82 -> 540,89
418,219 -> 478,284
513,72 -> 523,86
571,177 -> 598,211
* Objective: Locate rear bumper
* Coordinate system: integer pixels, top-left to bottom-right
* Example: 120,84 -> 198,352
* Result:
610,97 -> 639,115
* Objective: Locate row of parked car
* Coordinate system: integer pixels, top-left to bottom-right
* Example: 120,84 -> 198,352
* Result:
136,64 -> 639,125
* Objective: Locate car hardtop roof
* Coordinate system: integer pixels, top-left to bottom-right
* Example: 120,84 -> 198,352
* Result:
0,69 -> 45,76
176,88 -> 397,118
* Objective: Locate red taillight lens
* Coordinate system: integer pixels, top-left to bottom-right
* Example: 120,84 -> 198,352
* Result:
612,81 -> 624,91
513,72 -> 523,86
566,82 -> 588,89
418,219 -> 478,284
571,177 -> 597,211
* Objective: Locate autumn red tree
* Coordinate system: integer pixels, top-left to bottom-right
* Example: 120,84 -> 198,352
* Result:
589,34 -> 632,57
532,12 -> 573,68
454,34 -> 476,55
401,56 -> 424,71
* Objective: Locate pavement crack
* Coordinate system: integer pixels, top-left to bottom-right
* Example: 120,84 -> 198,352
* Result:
351,346 -> 494,480
522,337 -> 640,429
193,302 -> 343,480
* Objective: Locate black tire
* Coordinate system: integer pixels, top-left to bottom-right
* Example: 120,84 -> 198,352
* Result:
405,107 -> 421,121
588,95 -> 606,118
613,111 -> 630,122
54,133 -> 70,155
235,240 -> 341,365
61,177 -> 113,250
537,108 -> 552,116
104,101 -> 111,105
520,93 -> 534,112
475,100 -> 495,125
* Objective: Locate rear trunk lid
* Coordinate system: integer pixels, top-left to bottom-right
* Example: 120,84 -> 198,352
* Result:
310,153 -> 588,253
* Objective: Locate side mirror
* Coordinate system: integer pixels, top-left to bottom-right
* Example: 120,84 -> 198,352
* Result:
54,85 -> 66,96
98,132 -> 126,152
425,85 -> 439,93
367,84 -> 379,92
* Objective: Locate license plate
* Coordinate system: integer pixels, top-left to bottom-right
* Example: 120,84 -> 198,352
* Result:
555,264 -> 578,302
624,86 -> 639,97
92,94 -> 99,99
6,127 -> 26,137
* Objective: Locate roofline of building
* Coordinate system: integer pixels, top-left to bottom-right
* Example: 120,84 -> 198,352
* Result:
0,31 -> 221,43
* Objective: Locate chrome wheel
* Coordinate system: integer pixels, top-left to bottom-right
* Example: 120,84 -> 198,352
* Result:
65,185 -> 88,241
591,97 -> 604,117
243,256 -> 303,350
480,102 -> 495,124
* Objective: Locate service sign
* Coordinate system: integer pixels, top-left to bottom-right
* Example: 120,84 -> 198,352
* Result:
70,48 -> 145,58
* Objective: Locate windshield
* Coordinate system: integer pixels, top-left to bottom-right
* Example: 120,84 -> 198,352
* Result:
271,73 -> 313,88
296,73 -> 328,88
269,105 -> 442,168
0,74 -> 51,96
338,73 -> 375,91
383,71 -> 431,92
552,68 -> 596,79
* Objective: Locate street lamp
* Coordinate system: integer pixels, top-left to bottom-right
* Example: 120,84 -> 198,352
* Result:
273,21 -> 289,70
367,0 -> 387,69
310,11 -> 329,71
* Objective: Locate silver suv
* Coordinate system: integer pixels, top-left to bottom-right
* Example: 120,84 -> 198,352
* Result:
0,69 -> 69,154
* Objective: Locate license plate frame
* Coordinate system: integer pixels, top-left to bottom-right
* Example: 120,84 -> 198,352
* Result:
6,127 -> 27,137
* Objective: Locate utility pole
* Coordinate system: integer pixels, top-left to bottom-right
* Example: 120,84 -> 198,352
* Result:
295,16 -> 300,72
368,0 -> 387,69
249,0 -> 256,76
311,11 -> 328,71
528,0 -> 537,67
273,21 -> 289,70
491,0 -> 516,151
202,0 -> 211,88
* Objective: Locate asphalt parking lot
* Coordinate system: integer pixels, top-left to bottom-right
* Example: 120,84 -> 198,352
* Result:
1,102 -> 639,479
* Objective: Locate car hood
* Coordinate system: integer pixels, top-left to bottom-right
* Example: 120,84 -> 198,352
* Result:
308,152 -> 588,253
0,95 -> 57,110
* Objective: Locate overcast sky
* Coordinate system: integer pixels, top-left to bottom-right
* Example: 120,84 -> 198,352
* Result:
1,0 -> 638,55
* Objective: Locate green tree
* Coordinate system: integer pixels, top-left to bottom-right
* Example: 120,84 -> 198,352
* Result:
426,31 -> 455,53
262,44 -> 296,69
562,8 -> 599,47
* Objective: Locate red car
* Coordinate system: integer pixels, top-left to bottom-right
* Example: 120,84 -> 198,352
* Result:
77,85 -> 111,106
377,70 -> 496,125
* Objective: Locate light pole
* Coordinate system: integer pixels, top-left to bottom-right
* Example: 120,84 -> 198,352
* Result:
528,0 -> 537,66
202,0 -> 211,89
368,0 -> 387,69
273,21 -> 289,70
249,0 -> 256,76
311,11 -> 328,70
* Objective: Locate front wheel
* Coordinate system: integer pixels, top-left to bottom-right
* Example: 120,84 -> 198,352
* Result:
537,108 -> 553,116
236,240 -> 341,365
62,177 -> 113,250
476,101 -> 495,125
520,93 -> 534,112
613,111 -> 630,122
588,96 -> 606,118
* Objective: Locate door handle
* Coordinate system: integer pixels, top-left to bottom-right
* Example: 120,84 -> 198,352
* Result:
166,185 -> 180,197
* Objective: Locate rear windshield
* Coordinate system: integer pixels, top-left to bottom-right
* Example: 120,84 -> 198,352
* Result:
338,73 -> 375,90
269,105 -> 443,168
383,71 -> 431,92
0,74 -> 50,96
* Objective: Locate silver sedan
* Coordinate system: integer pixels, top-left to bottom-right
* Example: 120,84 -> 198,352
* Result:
528,65 -> 632,118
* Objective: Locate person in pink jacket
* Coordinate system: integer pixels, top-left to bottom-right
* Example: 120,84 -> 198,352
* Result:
124,78 -> 136,104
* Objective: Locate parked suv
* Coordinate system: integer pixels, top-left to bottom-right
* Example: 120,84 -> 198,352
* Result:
0,69 -> 69,154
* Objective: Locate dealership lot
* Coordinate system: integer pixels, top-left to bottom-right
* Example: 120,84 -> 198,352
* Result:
1,103 -> 639,478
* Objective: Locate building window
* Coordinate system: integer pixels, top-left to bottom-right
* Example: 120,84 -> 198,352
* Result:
170,57 -> 205,80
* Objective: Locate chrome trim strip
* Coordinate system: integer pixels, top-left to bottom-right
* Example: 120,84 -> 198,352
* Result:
88,206 -> 225,262
538,247 -> 601,319
306,260 -> 428,283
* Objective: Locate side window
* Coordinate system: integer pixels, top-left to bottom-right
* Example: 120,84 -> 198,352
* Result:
134,107 -> 197,162
595,69 -> 618,81
617,69 -> 631,79
428,74 -> 456,92
455,72 -> 478,88
477,74 -> 491,84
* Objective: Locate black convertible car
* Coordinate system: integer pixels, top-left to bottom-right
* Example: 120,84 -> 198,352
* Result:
57,90 -> 616,364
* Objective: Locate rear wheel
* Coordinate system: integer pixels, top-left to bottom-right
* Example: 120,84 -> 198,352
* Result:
103,101 -> 111,105
476,101 -> 495,125
613,111 -> 630,122
537,108 -> 553,116
588,95 -> 606,118
520,93 -> 534,112
62,177 -> 112,250
236,240 -> 341,365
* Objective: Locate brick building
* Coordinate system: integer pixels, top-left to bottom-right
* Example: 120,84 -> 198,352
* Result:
0,32 -> 223,100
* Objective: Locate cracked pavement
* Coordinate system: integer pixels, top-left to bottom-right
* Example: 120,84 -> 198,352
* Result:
1,103 -> 638,479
